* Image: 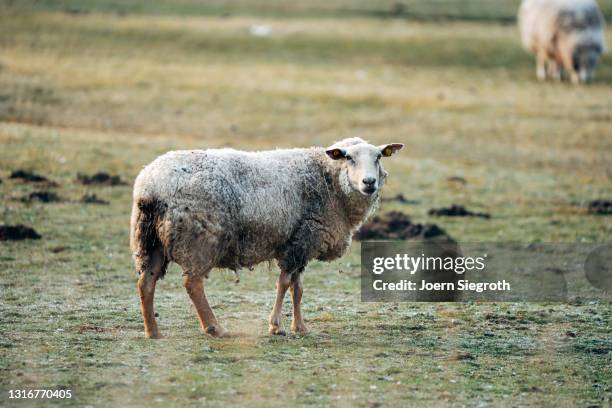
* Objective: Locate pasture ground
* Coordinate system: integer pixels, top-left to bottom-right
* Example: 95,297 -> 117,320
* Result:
0,1 -> 611,406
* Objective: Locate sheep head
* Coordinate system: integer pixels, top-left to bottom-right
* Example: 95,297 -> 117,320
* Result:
326,139 -> 403,196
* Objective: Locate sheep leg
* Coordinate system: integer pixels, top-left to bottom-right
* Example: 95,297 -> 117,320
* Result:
137,250 -> 164,339
547,60 -> 561,82
558,50 -> 579,84
183,275 -> 229,338
289,273 -> 307,335
569,70 -> 580,85
536,51 -> 548,81
268,270 -> 291,335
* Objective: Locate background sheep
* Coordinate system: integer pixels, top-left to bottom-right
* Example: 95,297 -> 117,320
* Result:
130,138 -> 403,338
519,0 -> 607,83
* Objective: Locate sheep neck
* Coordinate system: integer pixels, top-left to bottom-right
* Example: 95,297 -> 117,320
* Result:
322,156 -> 379,231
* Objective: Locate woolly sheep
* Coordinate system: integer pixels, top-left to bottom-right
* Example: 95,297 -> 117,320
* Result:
130,138 -> 403,338
519,0 -> 606,83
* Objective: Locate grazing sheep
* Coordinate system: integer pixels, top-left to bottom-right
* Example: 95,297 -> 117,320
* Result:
519,0 -> 606,83
130,138 -> 403,338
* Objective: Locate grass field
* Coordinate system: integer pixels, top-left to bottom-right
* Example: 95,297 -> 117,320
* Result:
0,1 -> 611,407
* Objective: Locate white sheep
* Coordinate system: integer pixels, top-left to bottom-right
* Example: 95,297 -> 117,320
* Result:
130,138 -> 403,338
519,0 -> 606,83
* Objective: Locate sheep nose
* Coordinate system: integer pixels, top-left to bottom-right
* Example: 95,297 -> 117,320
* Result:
362,177 -> 376,186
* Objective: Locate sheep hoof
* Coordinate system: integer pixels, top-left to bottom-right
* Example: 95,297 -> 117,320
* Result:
291,323 -> 308,336
205,325 -> 230,338
145,330 -> 162,339
570,75 -> 581,85
268,325 -> 286,336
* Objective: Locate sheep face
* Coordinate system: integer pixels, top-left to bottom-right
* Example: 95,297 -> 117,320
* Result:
326,142 -> 403,196
572,43 -> 602,83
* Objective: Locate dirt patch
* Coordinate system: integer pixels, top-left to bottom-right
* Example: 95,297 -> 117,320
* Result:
21,191 -> 63,203
355,211 -> 448,240
428,205 -> 490,219
0,225 -> 41,241
587,200 -> 612,215
76,172 -> 127,186
447,176 -> 467,185
449,351 -> 475,361
80,194 -> 109,205
50,246 -> 69,253
381,193 -> 418,204
9,170 -> 57,186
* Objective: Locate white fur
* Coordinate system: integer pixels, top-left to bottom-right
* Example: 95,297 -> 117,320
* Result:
518,0 -> 606,83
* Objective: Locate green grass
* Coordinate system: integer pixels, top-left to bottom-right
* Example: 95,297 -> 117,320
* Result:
3,0 -> 612,21
1,2 -> 611,407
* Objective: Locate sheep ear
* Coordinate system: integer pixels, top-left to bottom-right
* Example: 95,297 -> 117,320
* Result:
379,143 -> 404,157
326,148 -> 347,160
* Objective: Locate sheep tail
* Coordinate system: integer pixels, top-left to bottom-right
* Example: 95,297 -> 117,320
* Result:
132,197 -> 169,279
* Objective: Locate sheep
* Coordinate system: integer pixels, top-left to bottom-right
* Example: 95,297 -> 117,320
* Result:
130,138 -> 403,338
518,0 -> 606,84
